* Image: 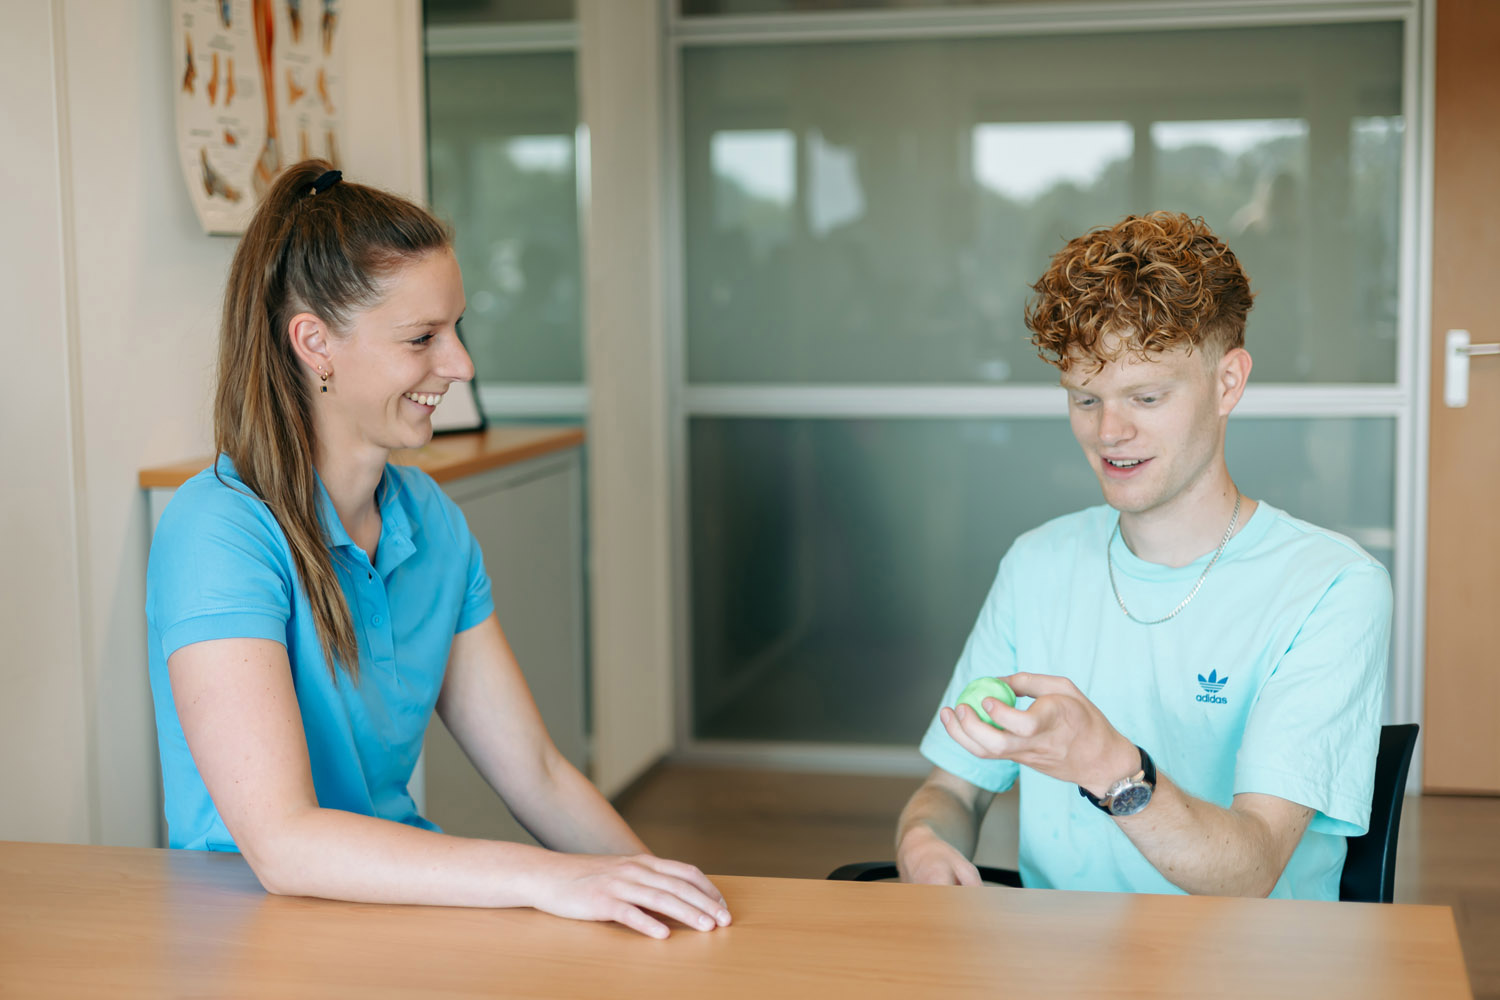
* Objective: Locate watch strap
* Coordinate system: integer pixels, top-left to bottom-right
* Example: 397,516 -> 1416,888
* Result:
1138,744 -> 1157,787
1079,745 -> 1155,813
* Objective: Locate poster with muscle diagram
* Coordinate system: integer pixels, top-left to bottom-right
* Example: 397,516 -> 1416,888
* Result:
173,0 -> 345,235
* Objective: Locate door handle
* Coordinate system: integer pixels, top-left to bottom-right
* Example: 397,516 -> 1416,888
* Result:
1444,329 -> 1500,408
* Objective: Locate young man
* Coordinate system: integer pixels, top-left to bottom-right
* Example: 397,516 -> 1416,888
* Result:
896,212 -> 1390,899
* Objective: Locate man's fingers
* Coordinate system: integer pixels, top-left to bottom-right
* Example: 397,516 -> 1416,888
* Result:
942,706 -> 1006,758
955,703 -> 1016,751
947,704 -> 1053,766
903,865 -> 958,886
979,699 -> 1037,737
941,706 -> 988,757
953,862 -> 983,887
1003,672 -> 1075,699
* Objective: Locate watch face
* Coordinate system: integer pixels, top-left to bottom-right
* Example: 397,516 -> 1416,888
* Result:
1108,782 -> 1152,817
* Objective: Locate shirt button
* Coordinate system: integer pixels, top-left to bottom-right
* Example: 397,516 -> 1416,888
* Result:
371,615 -> 383,626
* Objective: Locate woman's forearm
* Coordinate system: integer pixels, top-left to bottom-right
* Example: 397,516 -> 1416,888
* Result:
250,807 -> 557,906
246,803 -> 731,941
498,751 -> 650,857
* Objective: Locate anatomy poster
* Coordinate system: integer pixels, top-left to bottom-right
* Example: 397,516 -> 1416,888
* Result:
174,0 -> 345,235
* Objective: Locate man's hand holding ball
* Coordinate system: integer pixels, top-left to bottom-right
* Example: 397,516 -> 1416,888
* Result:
942,673 -> 1141,795
955,676 -> 1016,728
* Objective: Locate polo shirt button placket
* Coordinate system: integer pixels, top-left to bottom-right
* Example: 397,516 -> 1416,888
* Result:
364,571 -> 398,689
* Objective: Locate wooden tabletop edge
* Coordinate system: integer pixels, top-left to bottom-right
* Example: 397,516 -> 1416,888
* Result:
137,426 -> 585,489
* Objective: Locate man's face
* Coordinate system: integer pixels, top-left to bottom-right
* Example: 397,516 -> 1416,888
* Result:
1061,341 -> 1243,519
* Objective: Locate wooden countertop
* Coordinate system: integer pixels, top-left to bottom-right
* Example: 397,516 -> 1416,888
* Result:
0,841 -> 1473,999
138,425 -> 584,489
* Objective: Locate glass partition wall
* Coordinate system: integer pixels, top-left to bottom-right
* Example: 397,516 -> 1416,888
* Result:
424,2 -> 585,418
674,11 -> 1417,758
423,3 -> 1424,768
423,3 -> 590,734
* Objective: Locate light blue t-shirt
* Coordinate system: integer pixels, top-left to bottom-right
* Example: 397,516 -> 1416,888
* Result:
146,456 -> 494,851
920,502 -> 1391,900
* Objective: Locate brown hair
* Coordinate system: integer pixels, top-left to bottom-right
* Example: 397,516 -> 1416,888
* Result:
213,160 -> 451,679
1025,211 -> 1254,374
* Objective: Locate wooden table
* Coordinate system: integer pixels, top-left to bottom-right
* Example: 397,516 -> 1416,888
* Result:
0,842 -> 1471,999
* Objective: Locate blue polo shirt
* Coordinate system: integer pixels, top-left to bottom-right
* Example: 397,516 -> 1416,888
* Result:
920,502 -> 1391,900
146,456 -> 493,851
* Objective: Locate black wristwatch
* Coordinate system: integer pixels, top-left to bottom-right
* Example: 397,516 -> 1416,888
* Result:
1079,745 -> 1157,817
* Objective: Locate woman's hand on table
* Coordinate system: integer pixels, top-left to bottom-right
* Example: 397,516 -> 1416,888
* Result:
528,853 -> 732,939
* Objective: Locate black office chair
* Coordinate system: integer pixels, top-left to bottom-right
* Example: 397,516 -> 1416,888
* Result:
1339,722 -> 1419,903
828,860 -> 1023,886
829,723 -> 1420,903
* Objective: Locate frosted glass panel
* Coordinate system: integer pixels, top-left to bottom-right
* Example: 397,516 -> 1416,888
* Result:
425,0 -> 573,24
1350,115 -> 1405,376
689,416 -> 1395,744
427,53 -> 583,383
682,23 -> 1403,384
684,0 -> 1025,12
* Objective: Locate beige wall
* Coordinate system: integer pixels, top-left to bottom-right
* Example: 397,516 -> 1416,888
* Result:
1,0 -> 92,844
1,0 -> 424,847
577,0 -> 676,799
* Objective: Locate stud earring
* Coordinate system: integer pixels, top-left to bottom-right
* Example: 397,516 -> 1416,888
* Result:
318,367 -> 329,393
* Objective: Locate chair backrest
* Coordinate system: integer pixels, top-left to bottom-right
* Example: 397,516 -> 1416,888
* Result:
1339,723 -> 1420,904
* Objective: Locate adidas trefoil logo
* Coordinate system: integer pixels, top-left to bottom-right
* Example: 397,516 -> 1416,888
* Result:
1196,669 -> 1229,705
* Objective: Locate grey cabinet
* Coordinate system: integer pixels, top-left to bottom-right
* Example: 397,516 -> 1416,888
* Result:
420,448 -> 587,844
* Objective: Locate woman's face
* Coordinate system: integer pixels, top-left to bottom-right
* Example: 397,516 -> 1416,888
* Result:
322,248 -> 474,455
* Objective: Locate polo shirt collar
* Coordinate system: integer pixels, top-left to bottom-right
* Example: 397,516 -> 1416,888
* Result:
374,471 -> 417,578
313,466 -> 418,578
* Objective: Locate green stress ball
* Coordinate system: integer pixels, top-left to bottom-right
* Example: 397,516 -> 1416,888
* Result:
956,677 -> 1017,729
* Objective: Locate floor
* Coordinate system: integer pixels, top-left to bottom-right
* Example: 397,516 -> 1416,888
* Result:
615,764 -> 1499,999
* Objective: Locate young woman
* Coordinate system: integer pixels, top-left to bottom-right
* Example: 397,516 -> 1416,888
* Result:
146,160 -> 730,939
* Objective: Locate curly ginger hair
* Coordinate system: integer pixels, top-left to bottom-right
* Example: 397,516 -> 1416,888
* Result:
1025,212 -> 1254,374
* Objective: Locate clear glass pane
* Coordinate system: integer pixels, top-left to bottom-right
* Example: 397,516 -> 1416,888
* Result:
682,23 -> 1403,384
711,129 -> 798,250
689,416 -> 1395,744
973,121 -> 1134,203
424,0 -> 574,25
427,53 -> 583,383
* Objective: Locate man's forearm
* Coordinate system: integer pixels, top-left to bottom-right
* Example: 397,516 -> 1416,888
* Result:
895,771 -> 998,885
896,782 -> 984,857
1113,773 -> 1308,897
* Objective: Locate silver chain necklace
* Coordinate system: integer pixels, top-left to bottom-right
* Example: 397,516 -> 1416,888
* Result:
1107,494 -> 1241,626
